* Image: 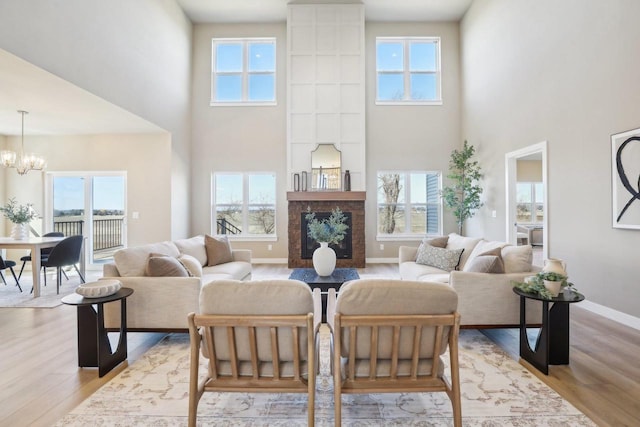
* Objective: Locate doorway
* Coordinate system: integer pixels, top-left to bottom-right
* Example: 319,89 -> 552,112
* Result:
44,172 -> 127,266
505,142 -> 548,263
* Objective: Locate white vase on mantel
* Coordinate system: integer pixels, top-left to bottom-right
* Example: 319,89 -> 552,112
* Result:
313,242 -> 336,276
11,223 -> 29,240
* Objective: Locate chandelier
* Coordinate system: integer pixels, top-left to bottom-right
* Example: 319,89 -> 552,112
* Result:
1,110 -> 46,175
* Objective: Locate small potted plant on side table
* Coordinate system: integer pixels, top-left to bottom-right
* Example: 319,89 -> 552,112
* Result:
514,271 -> 576,299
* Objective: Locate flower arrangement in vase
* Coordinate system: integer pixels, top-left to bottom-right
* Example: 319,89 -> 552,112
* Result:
305,207 -> 349,276
0,197 -> 37,239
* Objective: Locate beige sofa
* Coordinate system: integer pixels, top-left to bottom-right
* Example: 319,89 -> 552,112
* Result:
101,235 -> 252,331
399,233 -> 541,328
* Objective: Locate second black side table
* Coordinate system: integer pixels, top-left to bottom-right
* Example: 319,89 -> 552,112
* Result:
513,287 -> 584,375
62,287 -> 133,377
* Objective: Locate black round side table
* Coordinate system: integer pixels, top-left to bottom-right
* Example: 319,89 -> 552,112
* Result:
62,287 -> 133,377
512,287 -> 584,375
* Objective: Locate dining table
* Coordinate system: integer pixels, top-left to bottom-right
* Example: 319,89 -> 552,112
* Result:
0,236 -> 65,297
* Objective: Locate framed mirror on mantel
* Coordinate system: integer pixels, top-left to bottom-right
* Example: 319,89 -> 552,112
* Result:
311,144 -> 341,190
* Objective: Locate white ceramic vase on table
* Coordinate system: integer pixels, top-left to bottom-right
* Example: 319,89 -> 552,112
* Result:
313,242 -> 336,276
542,258 -> 567,297
10,223 -> 29,240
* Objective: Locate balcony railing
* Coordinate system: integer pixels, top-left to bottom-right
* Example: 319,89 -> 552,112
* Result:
53,217 -> 124,251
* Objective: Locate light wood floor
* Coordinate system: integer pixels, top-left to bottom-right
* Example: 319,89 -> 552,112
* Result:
0,264 -> 638,426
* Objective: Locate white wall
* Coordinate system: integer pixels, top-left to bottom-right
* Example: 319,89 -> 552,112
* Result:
2,133 -> 172,247
0,0 -> 192,240
461,0 -> 640,317
365,22 -> 462,258
190,23 -> 288,259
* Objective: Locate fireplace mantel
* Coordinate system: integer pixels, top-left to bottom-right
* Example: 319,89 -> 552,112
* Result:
286,191 -> 366,202
287,192 -> 366,268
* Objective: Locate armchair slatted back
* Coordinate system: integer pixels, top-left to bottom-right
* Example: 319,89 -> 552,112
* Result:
187,279 -> 319,427
329,279 -> 462,427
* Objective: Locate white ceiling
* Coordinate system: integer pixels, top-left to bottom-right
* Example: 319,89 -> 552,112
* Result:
176,0 -> 473,23
0,49 -> 164,136
0,1 -> 472,137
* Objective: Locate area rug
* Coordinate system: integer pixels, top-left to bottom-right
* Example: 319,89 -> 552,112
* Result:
0,274 -> 81,308
56,329 -> 595,426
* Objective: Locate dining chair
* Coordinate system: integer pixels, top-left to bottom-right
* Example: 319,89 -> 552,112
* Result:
18,231 -> 65,283
0,255 -> 22,292
327,279 -> 462,427
39,235 -> 85,294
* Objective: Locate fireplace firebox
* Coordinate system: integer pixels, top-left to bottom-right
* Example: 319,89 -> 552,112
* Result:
301,212 -> 352,259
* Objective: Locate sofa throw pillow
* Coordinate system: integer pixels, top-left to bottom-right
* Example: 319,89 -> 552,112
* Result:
423,235 -> 449,248
502,245 -> 533,273
464,255 -> 504,273
463,247 -> 505,273
205,234 -> 233,266
415,243 -> 464,272
145,254 -> 189,277
174,235 -> 208,266
178,254 -> 203,277
446,233 -> 482,270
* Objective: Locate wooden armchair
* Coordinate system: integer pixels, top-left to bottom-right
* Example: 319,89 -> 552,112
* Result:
187,279 -> 322,427
327,279 -> 462,427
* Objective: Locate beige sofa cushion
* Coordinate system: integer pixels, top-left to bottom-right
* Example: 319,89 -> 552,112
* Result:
199,279 -> 314,361
421,235 -> 449,248
502,245 -> 533,273
446,233 -> 482,270
145,254 -> 189,277
174,235 -> 208,266
335,279 -> 458,359
205,234 -> 233,266
202,261 -> 252,281
113,241 -> 180,277
463,255 -> 504,273
465,239 -> 508,265
178,254 -> 203,277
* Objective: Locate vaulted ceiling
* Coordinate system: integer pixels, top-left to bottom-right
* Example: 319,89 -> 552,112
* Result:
0,0 -> 472,136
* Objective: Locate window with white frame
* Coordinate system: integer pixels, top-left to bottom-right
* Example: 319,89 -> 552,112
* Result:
376,37 -> 441,104
377,171 -> 442,238
211,38 -> 276,105
212,172 -> 276,238
516,182 -> 544,224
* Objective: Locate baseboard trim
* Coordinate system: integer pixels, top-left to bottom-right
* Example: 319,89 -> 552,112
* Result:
365,257 -> 399,263
579,300 -> 640,331
252,258 -> 288,264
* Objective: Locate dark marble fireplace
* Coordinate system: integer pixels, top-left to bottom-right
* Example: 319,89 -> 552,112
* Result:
287,191 -> 365,268
300,211 -> 353,260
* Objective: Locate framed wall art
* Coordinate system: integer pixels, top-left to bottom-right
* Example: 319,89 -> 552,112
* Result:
611,127 -> 640,229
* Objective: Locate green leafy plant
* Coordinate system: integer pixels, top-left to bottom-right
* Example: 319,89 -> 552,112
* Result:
0,198 -> 38,224
513,271 -> 577,299
442,141 -> 484,235
306,207 -> 349,245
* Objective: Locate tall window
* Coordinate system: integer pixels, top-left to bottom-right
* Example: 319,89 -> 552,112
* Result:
516,182 -> 544,223
212,172 -> 276,239
376,37 -> 441,104
211,38 -> 276,105
377,171 -> 442,238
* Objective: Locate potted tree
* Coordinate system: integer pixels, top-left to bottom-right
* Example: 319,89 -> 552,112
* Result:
442,141 -> 484,235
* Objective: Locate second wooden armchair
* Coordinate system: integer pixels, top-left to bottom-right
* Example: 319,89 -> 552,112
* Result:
327,279 -> 462,427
